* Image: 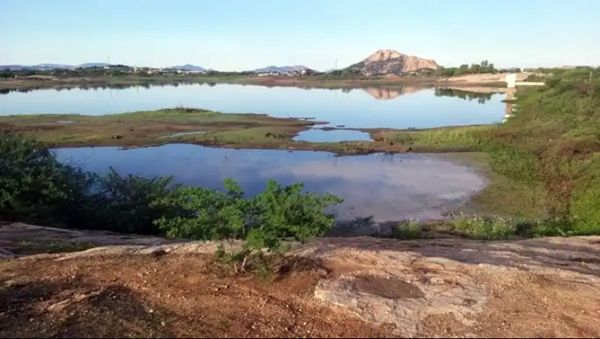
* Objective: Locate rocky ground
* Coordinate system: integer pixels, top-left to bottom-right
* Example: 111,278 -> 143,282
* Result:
1,222 -> 600,337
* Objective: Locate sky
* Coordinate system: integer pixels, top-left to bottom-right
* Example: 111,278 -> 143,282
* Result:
1,0 -> 599,71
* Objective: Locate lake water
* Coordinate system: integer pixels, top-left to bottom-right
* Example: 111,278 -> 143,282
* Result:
7,83 -> 498,234
0,83 -> 504,129
53,144 -> 486,235
293,129 -> 373,142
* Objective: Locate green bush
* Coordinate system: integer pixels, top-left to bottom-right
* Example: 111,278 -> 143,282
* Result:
87,168 -> 176,234
450,215 -> 517,240
392,220 -> 423,239
154,180 -> 342,252
532,218 -> 574,237
0,132 -> 91,225
152,179 -> 251,240
1,133 -> 342,252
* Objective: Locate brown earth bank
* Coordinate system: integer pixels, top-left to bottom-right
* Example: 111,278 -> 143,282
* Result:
1,223 -> 600,337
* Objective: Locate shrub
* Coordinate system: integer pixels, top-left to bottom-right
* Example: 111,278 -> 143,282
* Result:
152,179 -> 250,240
87,168 -> 176,234
450,215 -> 517,240
0,132 -> 91,224
533,218 -> 574,237
392,220 -> 423,239
249,181 -> 342,250
154,179 -> 342,271
154,180 -> 342,252
1,133 -> 342,253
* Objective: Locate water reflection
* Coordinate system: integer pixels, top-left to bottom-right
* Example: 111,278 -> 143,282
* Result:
1,81 -> 502,103
53,144 -> 486,233
293,129 -> 373,142
434,87 -> 496,103
361,86 -> 424,100
0,83 -> 505,129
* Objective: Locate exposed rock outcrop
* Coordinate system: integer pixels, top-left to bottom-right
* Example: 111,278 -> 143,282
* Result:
3,223 -> 600,337
348,49 -> 440,76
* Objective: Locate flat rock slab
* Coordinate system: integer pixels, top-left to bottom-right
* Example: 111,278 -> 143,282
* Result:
300,236 -> 600,336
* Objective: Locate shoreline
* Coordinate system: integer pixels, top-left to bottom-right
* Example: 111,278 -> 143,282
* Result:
0,73 -> 510,92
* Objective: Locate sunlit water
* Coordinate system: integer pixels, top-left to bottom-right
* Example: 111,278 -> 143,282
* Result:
54,144 -> 486,234
0,83 -> 504,129
293,129 -> 373,142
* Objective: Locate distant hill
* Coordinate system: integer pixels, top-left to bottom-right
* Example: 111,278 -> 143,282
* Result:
0,64 -> 75,71
251,65 -> 315,75
0,65 -> 28,71
78,63 -> 111,68
165,64 -> 207,72
346,49 -> 440,76
0,63 -> 112,71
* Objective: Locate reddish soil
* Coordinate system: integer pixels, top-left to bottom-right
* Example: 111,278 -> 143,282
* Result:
0,254 -> 391,338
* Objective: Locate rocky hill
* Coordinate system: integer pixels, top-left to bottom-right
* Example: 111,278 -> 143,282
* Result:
347,49 -> 440,76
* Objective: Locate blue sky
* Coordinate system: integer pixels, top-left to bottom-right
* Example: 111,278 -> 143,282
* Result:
1,0 -> 599,71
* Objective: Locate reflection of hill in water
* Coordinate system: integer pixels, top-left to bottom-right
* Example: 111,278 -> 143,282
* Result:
359,85 -> 504,104
362,86 -> 423,100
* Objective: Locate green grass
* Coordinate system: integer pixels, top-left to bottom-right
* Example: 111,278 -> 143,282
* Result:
0,108 -> 413,155
0,108 -> 313,148
372,125 -> 496,152
383,69 -> 600,235
444,152 -> 545,219
491,70 -> 600,235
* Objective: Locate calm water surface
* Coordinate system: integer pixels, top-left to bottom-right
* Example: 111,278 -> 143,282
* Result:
293,129 -> 373,142
1,83 -> 504,129
54,144 -> 486,232
10,83 -> 496,234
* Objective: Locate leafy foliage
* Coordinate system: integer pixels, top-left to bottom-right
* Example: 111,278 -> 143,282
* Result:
437,60 -> 498,77
87,168 -> 175,234
0,132 -> 91,225
392,220 -> 423,239
153,180 -> 250,240
154,179 -> 342,252
1,132 -> 342,249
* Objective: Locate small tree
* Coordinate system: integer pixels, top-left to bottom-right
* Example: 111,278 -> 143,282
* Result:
154,179 -> 342,271
0,132 -> 90,224
88,168 -> 175,234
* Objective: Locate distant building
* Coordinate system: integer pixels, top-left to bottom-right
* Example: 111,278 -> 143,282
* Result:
506,74 -> 517,88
